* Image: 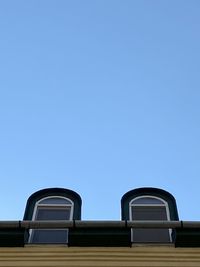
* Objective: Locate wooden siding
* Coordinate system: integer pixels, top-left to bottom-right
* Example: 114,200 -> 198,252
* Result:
0,245 -> 200,267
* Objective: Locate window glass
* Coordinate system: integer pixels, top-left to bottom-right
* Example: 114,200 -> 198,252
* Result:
31,230 -> 68,244
132,229 -> 170,243
35,207 -> 71,220
131,197 -> 164,205
39,198 -> 72,205
131,206 -> 168,220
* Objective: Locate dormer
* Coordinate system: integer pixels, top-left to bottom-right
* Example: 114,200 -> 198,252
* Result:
23,188 -> 81,244
121,187 -> 179,243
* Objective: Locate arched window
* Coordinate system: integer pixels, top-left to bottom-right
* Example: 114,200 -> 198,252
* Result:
24,188 -> 82,244
130,195 -> 171,242
121,188 -> 179,243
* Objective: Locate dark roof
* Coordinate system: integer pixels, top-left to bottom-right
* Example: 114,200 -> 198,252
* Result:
0,220 -> 200,247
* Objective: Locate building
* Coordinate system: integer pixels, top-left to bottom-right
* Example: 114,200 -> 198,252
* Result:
0,187 -> 200,267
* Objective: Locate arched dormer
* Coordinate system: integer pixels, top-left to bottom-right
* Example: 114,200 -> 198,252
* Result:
23,188 -> 82,244
121,187 -> 179,243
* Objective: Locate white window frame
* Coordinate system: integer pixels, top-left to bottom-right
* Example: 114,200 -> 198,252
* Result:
29,196 -> 74,243
129,195 -> 172,242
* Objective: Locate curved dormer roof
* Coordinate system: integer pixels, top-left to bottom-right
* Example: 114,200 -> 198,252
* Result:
121,187 -> 179,221
23,187 -> 82,221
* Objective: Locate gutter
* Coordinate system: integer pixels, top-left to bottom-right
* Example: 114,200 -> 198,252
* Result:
0,220 -> 199,229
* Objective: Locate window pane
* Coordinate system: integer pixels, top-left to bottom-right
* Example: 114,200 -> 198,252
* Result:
131,206 -> 168,220
132,229 -> 170,243
39,198 -> 72,205
36,207 -> 71,220
131,197 -> 164,205
31,230 -> 68,243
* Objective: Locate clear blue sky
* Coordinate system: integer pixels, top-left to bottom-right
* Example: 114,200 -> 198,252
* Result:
0,0 -> 200,221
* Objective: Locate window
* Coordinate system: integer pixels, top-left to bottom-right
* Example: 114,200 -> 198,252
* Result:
29,197 -> 73,243
130,196 -> 171,243
121,187 -> 179,243
24,188 -> 82,244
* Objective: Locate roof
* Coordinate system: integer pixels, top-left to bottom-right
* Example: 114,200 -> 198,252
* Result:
0,220 -> 200,247
1,187 -> 198,247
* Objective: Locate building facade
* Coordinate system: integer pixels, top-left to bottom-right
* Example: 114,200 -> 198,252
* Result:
0,187 -> 200,267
